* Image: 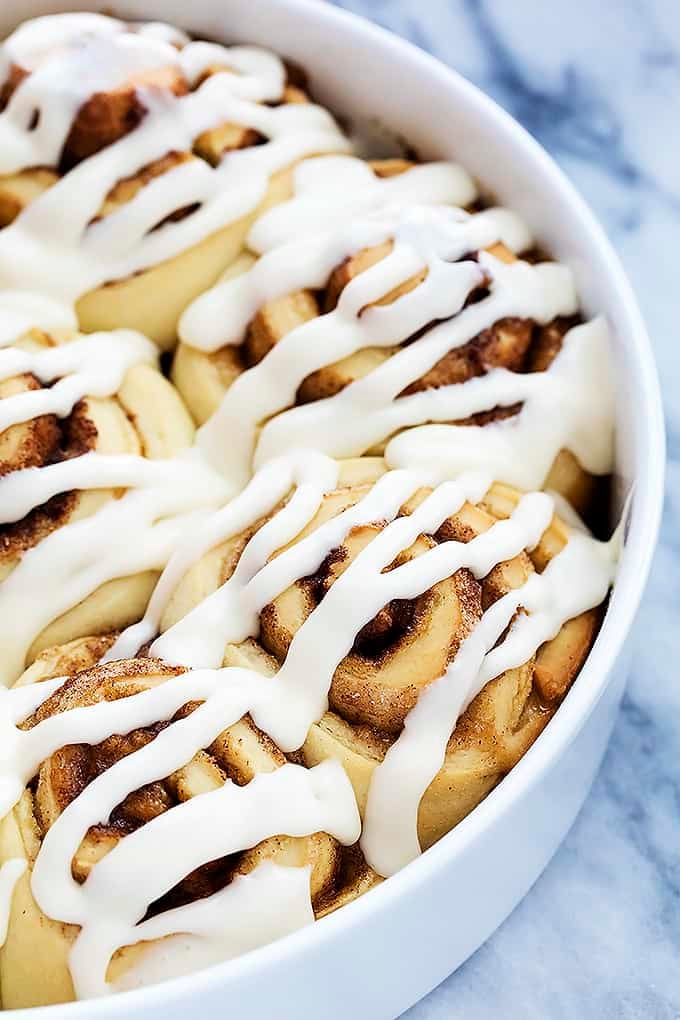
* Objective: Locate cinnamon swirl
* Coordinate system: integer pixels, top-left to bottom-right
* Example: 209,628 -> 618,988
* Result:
0,14 -> 349,348
0,643 -> 369,1007
0,313 -> 198,684
175,173 -> 612,517
156,460 -> 604,853
0,9 -> 621,1010
0,453 -> 616,1005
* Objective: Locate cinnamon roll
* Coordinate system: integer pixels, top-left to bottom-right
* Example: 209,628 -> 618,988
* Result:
174,170 -> 612,517
0,640 -> 369,1007
156,459 -> 605,856
0,9 -> 621,1009
0,14 -> 349,348
0,454 -> 615,1006
0,313 -> 197,684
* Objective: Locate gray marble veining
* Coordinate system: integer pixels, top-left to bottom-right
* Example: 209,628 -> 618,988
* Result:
329,1 -> 680,1016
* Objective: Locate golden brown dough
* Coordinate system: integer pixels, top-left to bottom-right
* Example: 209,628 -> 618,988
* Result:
0,32 -> 344,349
161,461 -> 601,850
0,641 -> 374,1008
171,175 -> 595,515
0,327 -> 194,674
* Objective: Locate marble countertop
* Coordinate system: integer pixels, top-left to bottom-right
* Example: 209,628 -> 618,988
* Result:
329,1 -> 679,1017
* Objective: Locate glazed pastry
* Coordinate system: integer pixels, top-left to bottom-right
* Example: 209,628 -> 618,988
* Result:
0,303 -> 200,684
0,640 -> 373,1007
0,14 -> 349,347
0,452 -> 616,1005
174,168 -> 612,515
156,458 -> 606,857
172,155 -> 477,421
0,9 -> 620,1010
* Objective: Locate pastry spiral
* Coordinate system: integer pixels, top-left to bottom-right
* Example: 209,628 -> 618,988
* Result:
171,158 -> 472,422
174,171 -> 609,516
172,158 -> 482,423
160,459 -> 601,850
0,456 -> 610,1007
0,10 -> 619,1009
0,639 -> 376,1008
0,14 -> 349,348
0,322 -> 194,682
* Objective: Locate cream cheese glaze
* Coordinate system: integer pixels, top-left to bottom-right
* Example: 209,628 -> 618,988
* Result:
0,12 -> 349,307
109,864 -> 314,994
0,10 -> 620,1005
0,457 -> 617,993
0,291 -> 76,347
0,329 -> 156,430
180,191 -> 612,488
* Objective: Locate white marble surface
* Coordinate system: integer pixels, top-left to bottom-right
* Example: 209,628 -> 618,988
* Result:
328,1 -> 679,1017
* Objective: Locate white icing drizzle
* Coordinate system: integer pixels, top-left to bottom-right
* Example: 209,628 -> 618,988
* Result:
0,858 -> 25,947
111,863 -> 313,993
360,503 -> 618,876
0,291 -> 76,348
40,760 -> 358,998
546,489 -> 591,533
0,13 -> 123,75
247,155 -> 477,253
180,167 -> 497,352
0,15 -> 288,171
0,450 -> 231,685
0,451 -> 618,993
384,318 -> 613,488
0,13 -> 621,1002
0,675 -> 81,820
195,203 -> 590,487
133,22 -> 191,49
150,462 -> 418,672
177,43 -> 285,98
0,14 -> 349,304
0,32 -> 181,176
109,450 -> 340,664
0,329 -> 156,430
0,200 -> 610,677
355,317 -> 611,488
0,655 -> 358,993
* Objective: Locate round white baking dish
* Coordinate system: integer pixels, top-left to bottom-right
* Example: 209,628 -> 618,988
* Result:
0,1 -> 664,1017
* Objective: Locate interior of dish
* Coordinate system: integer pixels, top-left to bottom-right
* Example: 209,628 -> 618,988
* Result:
0,12 -> 619,1008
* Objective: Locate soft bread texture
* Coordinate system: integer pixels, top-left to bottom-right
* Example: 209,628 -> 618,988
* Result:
0,328 -> 194,672
0,14 -> 612,1010
0,142 -> 297,352
74,163 -> 299,349
0,460 -> 601,1007
163,462 -> 600,850
0,39 -> 344,349
172,176 -> 595,513
0,640 -> 376,1008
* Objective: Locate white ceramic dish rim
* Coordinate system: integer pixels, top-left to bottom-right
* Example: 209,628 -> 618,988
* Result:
1,0 -> 665,1015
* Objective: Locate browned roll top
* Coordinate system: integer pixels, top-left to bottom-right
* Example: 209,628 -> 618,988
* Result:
16,646 -> 375,920
0,30 -> 310,226
246,229 -> 578,411
183,468 -> 603,850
